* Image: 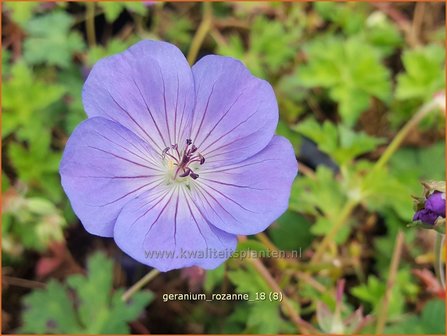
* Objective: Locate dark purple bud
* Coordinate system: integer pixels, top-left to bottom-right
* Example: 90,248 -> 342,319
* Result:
171,144 -> 178,150
190,172 -> 199,180
186,139 -> 192,145
199,155 -> 205,165
191,145 -> 198,153
425,192 -> 445,217
413,209 -> 439,225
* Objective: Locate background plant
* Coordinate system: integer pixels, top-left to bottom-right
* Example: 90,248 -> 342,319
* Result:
2,1 -> 445,334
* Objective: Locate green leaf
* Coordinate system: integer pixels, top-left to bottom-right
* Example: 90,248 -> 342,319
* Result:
227,265 -> 288,333
384,299 -> 445,334
21,252 -> 153,334
314,2 -> 368,35
389,142 -> 446,194
361,165 -> 415,221
204,264 -> 226,292
98,2 -> 147,22
364,12 -> 403,56
4,2 -> 40,27
23,11 -> 85,68
396,44 -> 445,101
2,48 -> 11,77
22,280 -> 83,333
298,36 -> 391,125
269,211 -> 312,250
86,38 -> 133,66
217,16 -> 300,77
295,118 -> 385,166
2,61 -> 65,139
290,166 -> 347,220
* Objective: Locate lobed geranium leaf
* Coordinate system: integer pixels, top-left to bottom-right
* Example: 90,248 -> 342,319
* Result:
295,118 -> 385,166
297,36 -> 391,125
2,62 -> 66,139
98,2 -> 147,22
4,2 -> 40,27
396,44 -> 445,102
21,253 -> 153,334
23,11 -> 85,68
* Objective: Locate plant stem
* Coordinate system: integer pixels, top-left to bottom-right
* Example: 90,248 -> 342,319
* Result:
187,2 -> 213,65
121,268 -> 160,302
434,233 -> 446,289
375,231 -> 404,334
312,99 -> 440,264
246,256 -> 320,334
311,199 -> 358,264
374,99 -> 440,172
86,2 -> 96,47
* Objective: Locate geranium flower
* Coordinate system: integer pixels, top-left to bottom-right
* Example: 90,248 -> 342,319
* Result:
60,40 -> 297,271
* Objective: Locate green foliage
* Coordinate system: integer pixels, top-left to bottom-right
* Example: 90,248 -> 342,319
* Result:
98,2 -> 147,22
269,211 -> 312,250
21,253 -> 153,334
9,132 -> 63,201
315,2 -> 368,35
23,11 -> 85,68
396,44 -> 445,101
297,36 -> 391,125
290,167 -> 350,243
2,2 -> 445,333
2,61 -> 66,139
2,193 -> 66,260
4,2 -> 40,26
227,264 -> 293,333
218,16 -> 300,77
295,118 -> 385,166
86,38 -> 134,66
384,299 -> 446,334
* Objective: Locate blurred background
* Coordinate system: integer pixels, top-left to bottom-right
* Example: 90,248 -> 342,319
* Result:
1,1 -> 446,334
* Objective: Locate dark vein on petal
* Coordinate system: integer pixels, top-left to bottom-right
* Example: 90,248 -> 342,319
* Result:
200,107 -> 260,156
173,190 -> 180,247
144,190 -> 175,241
200,182 -> 257,213
200,177 -> 267,191
97,179 -> 163,207
92,130 -> 160,170
159,67 -> 172,145
87,146 -> 154,170
194,184 -> 241,223
200,158 -> 278,174
105,87 -> 164,152
132,77 -> 169,148
193,82 -> 216,142
173,73 -> 180,145
183,188 -> 209,249
196,89 -> 247,149
130,188 -> 171,230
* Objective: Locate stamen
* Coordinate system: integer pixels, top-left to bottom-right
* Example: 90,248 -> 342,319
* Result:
179,168 -> 191,178
161,138 -> 205,181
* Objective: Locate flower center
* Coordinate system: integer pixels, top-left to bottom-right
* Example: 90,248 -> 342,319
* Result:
162,138 -> 205,182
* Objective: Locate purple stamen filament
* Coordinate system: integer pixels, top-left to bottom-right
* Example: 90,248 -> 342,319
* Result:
162,139 -> 205,180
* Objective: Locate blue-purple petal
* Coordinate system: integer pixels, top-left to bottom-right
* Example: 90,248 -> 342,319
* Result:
114,187 -> 237,271
191,136 -> 297,235
60,117 -> 165,237
83,40 -> 195,152
190,55 -> 278,166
